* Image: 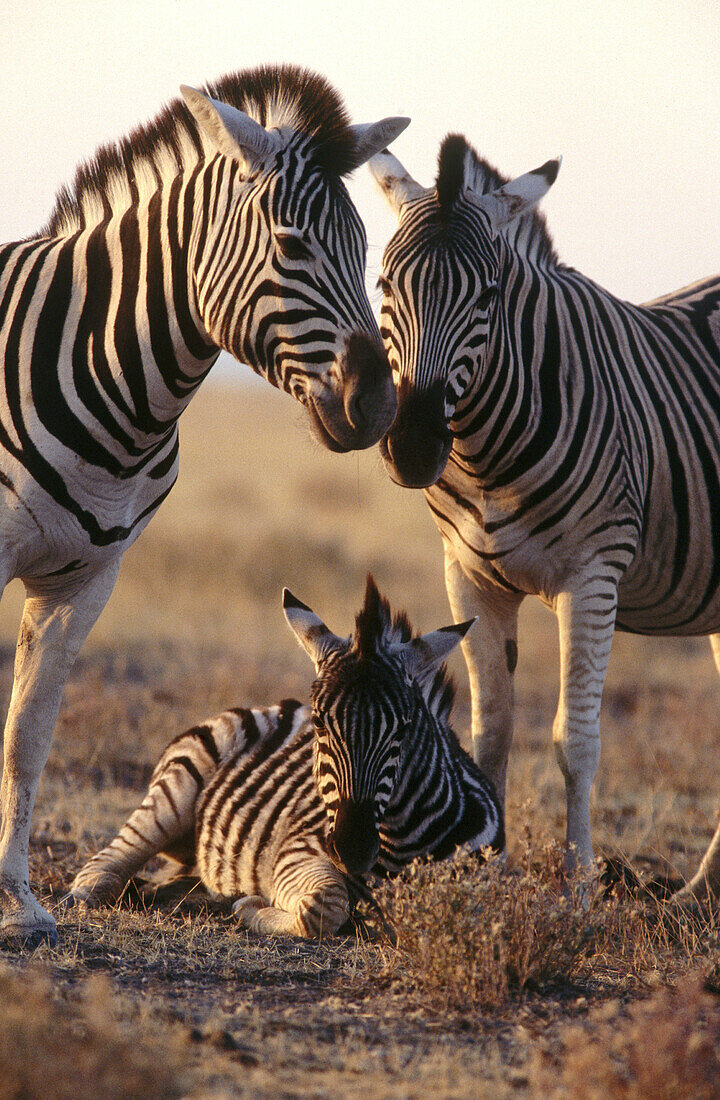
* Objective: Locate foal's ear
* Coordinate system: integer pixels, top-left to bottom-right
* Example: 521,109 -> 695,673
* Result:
282,589 -> 344,670
394,618 -> 477,681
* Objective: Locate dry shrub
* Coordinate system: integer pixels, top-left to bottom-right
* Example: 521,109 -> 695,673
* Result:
533,974 -> 720,1099
0,963 -> 184,1100
376,839 -> 592,1011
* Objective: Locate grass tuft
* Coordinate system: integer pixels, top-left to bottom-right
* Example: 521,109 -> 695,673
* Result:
373,831 -> 720,1016
375,838 -> 593,1011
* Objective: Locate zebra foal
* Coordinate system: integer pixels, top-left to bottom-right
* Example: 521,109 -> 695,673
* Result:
370,136 -> 720,902
68,578 -> 503,938
0,64 -> 409,944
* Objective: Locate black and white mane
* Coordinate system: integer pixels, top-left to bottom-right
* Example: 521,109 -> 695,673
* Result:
43,65 -> 358,237
348,577 -> 457,724
435,133 -> 558,267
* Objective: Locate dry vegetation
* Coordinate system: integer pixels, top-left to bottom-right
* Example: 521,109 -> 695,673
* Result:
1,381 -> 719,1098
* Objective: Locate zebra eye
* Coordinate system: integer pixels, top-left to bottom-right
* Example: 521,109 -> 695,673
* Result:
476,284 -> 498,311
376,276 -> 393,297
276,233 -> 313,262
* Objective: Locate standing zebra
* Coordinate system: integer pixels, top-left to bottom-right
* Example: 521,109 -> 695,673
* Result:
370,135 -> 720,902
68,578 -> 503,938
0,64 -> 409,945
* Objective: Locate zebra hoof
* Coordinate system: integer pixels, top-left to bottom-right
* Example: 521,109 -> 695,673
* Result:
232,895 -> 265,928
0,883 -> 59,949
665,885 -> 716,921
0,922 -> 59,950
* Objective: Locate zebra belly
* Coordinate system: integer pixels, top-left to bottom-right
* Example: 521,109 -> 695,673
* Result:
616,546 -> 720,636
615,449 -> 720,635
0,441 -> 178,587
430,442 -> 720,636
437,483 -> 720,637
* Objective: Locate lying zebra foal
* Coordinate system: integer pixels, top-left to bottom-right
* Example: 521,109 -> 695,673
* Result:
68,578 -> 503,937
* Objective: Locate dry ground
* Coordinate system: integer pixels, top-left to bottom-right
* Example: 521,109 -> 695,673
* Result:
1,381 -> 719,1098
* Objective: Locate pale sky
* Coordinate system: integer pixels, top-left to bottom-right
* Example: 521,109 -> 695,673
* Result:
2,0 -> 719,333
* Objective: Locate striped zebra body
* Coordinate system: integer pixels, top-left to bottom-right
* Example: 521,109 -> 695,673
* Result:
71,701 -> 349,938
69,578 -> 503,938
0,66 -> 409,945
370,137 -> 720,901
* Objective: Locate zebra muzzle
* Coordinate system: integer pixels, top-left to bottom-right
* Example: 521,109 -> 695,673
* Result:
331,333 -> 397,447
330,798 -> 380,875
381,378 -> 452,488
305,333 -> 396,452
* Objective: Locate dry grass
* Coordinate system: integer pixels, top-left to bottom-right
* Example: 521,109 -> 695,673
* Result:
373,837 -> 720,1014
533,974 -> 720,1099
1,381 -> 719,1096
375,841 -> 593,1011
0,964 -> 185,1099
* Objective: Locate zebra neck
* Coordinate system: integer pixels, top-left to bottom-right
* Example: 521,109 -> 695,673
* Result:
92,175 -> 220,439
449,255 -> 598,488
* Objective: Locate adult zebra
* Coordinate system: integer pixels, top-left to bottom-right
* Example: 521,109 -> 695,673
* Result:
0,64 -> 408,945
68,578 -> 503,937
370,135 -> 720,903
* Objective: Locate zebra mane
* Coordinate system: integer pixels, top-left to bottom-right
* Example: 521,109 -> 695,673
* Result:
353,576 -> 456,722
436,133 -> 558,267
41,65 -> 357,238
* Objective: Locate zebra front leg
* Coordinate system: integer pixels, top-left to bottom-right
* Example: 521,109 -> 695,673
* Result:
553,580 -> 617,875
233,858 -> 350,939
68,768 -> 200,908
0,563 -> 121,945
672,633 -> 720,903
444,548 -> 521,808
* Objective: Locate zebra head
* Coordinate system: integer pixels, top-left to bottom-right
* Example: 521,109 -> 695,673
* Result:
369,135 -> 560,485
181,70 -> 409,452
283,577 -> 473,875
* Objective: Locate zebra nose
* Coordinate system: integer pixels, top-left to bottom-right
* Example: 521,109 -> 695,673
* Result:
342,334 -> 397,433
330,799 -> 380,874
380,377 -> 452,487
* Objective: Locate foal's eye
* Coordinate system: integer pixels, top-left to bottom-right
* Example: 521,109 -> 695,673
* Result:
276,233 -> 313,262
376,275 -> 393,296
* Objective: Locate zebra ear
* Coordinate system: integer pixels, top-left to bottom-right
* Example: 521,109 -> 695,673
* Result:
368,149 -> 429,215
282,589 -> 345,669
472,158 -> 561,235
398,619 -> 477,681
350,117 -> 411,169
180,85 -> 280,171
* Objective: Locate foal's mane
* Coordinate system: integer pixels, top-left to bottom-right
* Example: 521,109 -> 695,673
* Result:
354,576 -> 456,722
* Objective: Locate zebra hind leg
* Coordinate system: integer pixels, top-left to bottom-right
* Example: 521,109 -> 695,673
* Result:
68,760 -> 202,908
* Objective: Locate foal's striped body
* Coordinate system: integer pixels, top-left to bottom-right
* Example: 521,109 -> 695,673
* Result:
72,700 -> 349,937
